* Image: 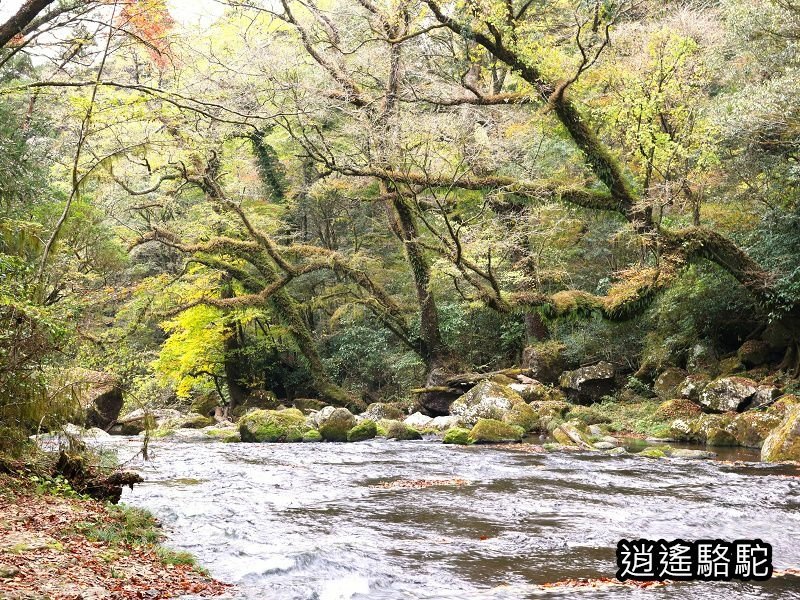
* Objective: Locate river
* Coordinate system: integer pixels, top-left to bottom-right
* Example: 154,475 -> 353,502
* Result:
108,437 -> 800,599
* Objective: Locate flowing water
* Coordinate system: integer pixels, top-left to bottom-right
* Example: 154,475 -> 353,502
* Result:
107,437 -> 800,599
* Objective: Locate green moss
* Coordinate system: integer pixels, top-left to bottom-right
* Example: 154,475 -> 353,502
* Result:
381,420 -> 422,440
637,447 -> 668,459
150,427 -> 174,439
347,420 -> 377,442
319,408 -> 357,442
302,429 -> 322,442
502,402 -> 538,431
443,427 -> 472,445
565,405 -> 612,426
239,408 -> 309,443
469,418 -> 524,444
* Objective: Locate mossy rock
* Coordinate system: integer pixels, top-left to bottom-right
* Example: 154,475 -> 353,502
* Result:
302,429 -> 322,442
489,374 -> 517,385
442,427 -> 472,445
165,413 -> 215,430
522,341 -> 567,384
502,401 -> 538,431
190,394 -> 219,417
552,421 -> 593,448
761,404 -> 800,462
379,419 -> 422,440
362,402 -> 405,422
654,399 -> 702,421
150,427 -> 174,439
347,420 -> 377,442
203,426 -> 238,440
293,398 -> 327,413
737,340 -> 771,367
239,408 -> 309,443
637,447 -> 668,459
564,405 -> 611,426
319,407 -> 357,442
718,356 -> 745,376
468,418 -> 524,444
653,368 -> 688,400
450,380 -> 525,426
726,412 -> 782,448
705,427 -> 738,446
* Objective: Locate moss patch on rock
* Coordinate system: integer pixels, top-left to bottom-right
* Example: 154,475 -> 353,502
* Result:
379,420 -> 422,440
238,408 -> 309,443
468,419 -> 524,444
442,427 -> 472,445
347,420 -> 377,442
761,404 -> 800,462
318,408 -> 357,442
302,429 -> 322,442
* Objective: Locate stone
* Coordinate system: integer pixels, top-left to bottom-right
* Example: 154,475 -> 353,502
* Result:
737,340 -> 771,367
347,420 -> 377,442
302,429 -> 322,442
380,420 -> 422,440
404,412 -> 433,429
761,404 -> 800,462
190,394 -> 219,417
0,564 -> 20,578
428,415 -> 459,430
654,368 -> 688,400
700,377 -> 760,412
679,374 -> 710,401
552,421 -> 593,449
318,407 -> 357,442
604,446 -> 627,455
727,412 -> 782,448
163,413 -> 215,430
599,436 -> 620,445
442,427 -> 471,445
558,361 -> 616,404
654,399 -> 702,421
750,386 -> 781,409
637,448 -> 668,458
510,383 -> 565,403
564,405 -> 611,426
588,424 -> 604,436
239,408 -> 310,443
449,380 -> 525,427
66,369 -> 124,429
292,398 -> 327,413
362,402 -> 405,422
114,408 -> 182,435
670,449 -> 717,459
469,418 -> 524,444
593,442 -> 617,450
502,401 -> 539,431
687,342 -> 719,374
521,341 -> 567,384
718,356 -> 745,375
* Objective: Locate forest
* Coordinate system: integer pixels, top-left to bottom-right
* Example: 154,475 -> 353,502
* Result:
1,0 -> 800,598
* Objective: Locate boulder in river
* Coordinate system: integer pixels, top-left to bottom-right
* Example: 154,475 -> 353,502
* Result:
558,362 -> 616,404
468,418 -> 524,444
761,404 -> 800,462
449,380 -> 524,427
378,419 -> 422,440
66,369 -> 124,429
521,341 -> 567,384
428,415 -> 459,431
239,408 -> 310,443
508,382 -> 565,403
726,411 -> 782,448
362,402 -> 405,422
347,420 -> 377,442
670,449 -> 717,459
678,374 -> 710,401
317,407 -> 357,442
552,421 -> 593,449
502,401 -> 538,431
699,376 -> 759,412
403,412 -> 433,429
442,427 -> 471,445
113,408 -> 182,435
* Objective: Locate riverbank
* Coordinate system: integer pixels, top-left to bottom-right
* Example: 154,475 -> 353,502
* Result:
0,473 -> 229,599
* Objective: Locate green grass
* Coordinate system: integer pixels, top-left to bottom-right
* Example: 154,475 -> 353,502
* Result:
591,398 -> 674,438
77,504 -> 161,546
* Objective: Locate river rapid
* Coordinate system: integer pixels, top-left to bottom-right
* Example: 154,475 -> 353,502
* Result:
108,437 -> 800,599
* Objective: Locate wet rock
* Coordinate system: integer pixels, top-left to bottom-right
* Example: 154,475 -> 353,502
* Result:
670,449 -> 717,459
699,377 -> 759,412
404,412 -> 433,429
239,408 -> 310,443
761,404 -> 800,462
442,427 -> 471,445
302,429 -> 322,442
347,420 -> 377,442
552,421 -> 593,449
202,425 -> 240,442
363,402 -> 405,422
318,407 -> 357,442
66,369 -> 124,429
469,418 -> 524,444
379,420 -> 422,441
521,341 -> 567,384
449,380 -> 524,427
679,374 -> 710,401
654,399 -> 702,421
528,400 -> 571,432
588,424 -> 604,436
737,340 -> 771,367
726,412 -> 782,448
63,424 -> 111,440
637,448 -> 668,458
163,413 -> 215,430
558,361 -> 616,404
705,425 -> 737,446
599,435 -> 620,445
604,446 -> 627,455
593,441 -> 617,450
654,368 -> 688,400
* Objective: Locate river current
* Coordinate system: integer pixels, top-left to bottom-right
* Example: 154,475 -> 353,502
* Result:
109,437 -> 800,599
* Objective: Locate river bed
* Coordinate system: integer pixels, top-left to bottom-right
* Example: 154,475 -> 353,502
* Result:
108,438 -> 800,599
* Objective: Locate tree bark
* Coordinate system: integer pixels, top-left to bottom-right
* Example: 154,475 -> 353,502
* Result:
0,0 -> 56,49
